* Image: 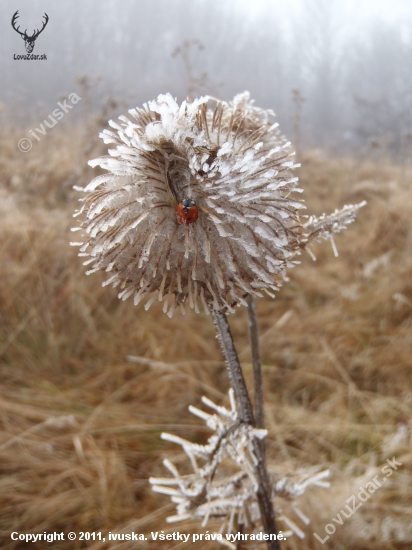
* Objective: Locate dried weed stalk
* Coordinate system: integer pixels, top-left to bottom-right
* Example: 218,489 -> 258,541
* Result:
72,92 -> 364,548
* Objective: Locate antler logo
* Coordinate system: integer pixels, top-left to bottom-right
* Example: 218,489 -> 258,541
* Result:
11,11 -> 49,54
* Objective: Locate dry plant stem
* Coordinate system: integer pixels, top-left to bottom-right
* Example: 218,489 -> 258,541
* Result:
212,310 -> 254,424
246,295 -> 265,431
212,310 -> 280,550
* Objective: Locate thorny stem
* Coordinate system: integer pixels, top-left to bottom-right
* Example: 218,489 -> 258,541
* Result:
212,310 -> 280,550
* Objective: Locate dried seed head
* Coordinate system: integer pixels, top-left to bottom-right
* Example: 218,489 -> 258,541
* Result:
72,92 -> 364,316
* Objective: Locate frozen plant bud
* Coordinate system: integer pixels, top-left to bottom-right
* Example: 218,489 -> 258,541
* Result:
72,92 -> 365,316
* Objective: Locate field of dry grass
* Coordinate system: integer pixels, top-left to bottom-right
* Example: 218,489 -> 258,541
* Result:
0,118 -> 411,549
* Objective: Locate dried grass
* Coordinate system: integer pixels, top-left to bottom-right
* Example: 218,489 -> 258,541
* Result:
0,121 -> 411,549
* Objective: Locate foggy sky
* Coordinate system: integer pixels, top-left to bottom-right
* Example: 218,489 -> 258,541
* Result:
2,0 -> 411,153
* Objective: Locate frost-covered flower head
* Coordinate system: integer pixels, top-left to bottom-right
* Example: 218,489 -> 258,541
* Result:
72,92 -> 364,316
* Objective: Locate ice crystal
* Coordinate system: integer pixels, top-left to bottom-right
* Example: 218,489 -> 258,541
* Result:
72,92 -> 364,315
149,390 -> 329,542
303,203 -> 366,258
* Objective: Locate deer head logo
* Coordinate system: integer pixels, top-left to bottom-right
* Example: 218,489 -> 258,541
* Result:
12,11 -> 49,54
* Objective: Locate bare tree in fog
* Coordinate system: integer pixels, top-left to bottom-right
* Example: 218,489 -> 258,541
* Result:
172,40 -> 217,98
2,0 -> 412,156
293,0 -> 343,148
346,20 -> 412,158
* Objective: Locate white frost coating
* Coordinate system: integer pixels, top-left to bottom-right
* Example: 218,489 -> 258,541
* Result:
72,92 -> 365,315
149,390 -> 330,537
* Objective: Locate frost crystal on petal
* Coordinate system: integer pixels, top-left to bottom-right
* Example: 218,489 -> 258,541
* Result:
73,92 -> 364,315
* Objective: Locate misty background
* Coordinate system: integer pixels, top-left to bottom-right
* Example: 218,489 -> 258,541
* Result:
1,0 -> 411,156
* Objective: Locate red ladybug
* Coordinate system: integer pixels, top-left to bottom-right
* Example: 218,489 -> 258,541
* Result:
176,198 -> 199,225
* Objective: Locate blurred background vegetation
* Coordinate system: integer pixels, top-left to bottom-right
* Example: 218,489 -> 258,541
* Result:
2,0 -> 412,157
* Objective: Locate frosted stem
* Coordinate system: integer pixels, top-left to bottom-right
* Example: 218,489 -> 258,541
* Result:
212,310 -> 280,550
